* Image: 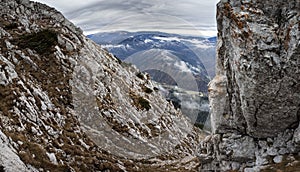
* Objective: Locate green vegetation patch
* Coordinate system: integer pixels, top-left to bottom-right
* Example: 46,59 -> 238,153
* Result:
141,84 -> 153,94
136,72 -> 145,79
137,97 -> 151,111
0,165 -> 4,172
194,123 -> 204,129
18,142 -> 68,171
130,91 -> 151,111
15,29 -> 58,55
4,22 -> 18,30
261,155 -> 300,172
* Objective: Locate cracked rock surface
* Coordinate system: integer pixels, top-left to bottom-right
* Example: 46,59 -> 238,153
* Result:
0,0 -> 205,171
211,0 -> 300,138
198,0 -> 300,171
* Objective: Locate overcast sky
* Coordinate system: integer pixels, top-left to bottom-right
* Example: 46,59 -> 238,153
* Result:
33,0 -> 219,37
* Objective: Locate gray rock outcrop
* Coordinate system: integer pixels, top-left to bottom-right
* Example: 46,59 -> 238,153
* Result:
0,0 -> 204,171
199,0 -> 300,171
212,0 -> 300,138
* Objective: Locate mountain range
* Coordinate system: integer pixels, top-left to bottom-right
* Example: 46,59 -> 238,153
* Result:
0,1 -> 205,171
1,0 -> 299,172
88,31 -> 217,93
88,31 -> 216,129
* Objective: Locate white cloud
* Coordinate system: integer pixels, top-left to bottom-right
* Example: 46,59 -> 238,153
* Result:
33,0 -> 219,36
153,36 -> 181,42
174,61 -> 190,73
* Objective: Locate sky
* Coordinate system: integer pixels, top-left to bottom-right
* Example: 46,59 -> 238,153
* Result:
33,0 -> 219,37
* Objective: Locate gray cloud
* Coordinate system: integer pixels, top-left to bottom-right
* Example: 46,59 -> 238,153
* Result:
33,0 -> 219,36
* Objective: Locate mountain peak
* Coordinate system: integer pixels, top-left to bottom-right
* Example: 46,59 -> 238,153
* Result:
0,0 -> 204,171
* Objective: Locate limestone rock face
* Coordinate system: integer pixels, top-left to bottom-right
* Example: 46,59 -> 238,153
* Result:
198,0 -> 300,171
211,0 -> 300,138
0,0 -> 204,171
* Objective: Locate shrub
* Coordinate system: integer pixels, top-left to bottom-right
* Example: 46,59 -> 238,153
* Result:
19,142 -> 69,171
114,55 -> 122,64
0,165 -> 4,172
194,123 -> 204,129
15,29 -> 58,55
136,72 -> 144,79
130,92 -> 151,111
137,97 -> 151,111
4,22 -> 18,30
142,85 -> 153,94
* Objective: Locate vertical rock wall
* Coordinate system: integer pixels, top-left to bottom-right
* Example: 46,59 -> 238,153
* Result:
199,0 -> 300,171
211,0 -> 300,138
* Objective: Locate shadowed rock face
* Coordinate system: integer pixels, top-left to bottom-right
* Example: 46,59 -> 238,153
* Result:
210,0 -> 300,138
198,0 -> 300,171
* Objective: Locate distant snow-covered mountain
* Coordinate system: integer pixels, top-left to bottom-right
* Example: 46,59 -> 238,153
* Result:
89,31 -> 216,129
88,31 -> 216,93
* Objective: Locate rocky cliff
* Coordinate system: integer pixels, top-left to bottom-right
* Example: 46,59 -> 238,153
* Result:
0,0 -> 205,171
198,0 -> 300,171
